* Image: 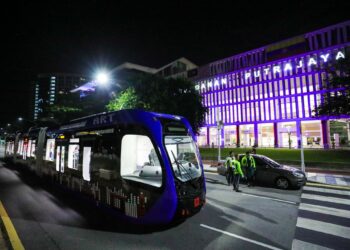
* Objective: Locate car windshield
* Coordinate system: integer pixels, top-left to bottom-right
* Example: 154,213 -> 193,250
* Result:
263,156 -> 282,168
164,135 -> 202,182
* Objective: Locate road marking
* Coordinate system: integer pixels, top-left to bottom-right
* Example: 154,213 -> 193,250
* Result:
200,224 -> 283,250
292,239 -> 333,250
306,182 -> 350,190
0,201 -> 24,250
302,193 -> 350,205
299,203 -> 350,219
303,186 -> 350,196
296,217 -> 350,240
241,193 -> 297,205
204,172 -> 219,175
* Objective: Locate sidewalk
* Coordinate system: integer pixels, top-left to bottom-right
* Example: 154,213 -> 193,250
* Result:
203,164 -> 350,187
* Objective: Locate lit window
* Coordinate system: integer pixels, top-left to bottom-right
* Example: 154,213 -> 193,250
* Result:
121,135 -> 162,187
45,139 -> 55,161
68,143 -> 80,170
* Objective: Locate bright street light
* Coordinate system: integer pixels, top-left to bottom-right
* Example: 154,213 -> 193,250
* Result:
95,71 -> 110,85
17,117 -> 37,127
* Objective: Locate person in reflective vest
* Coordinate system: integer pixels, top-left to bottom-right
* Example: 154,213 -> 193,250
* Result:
232,154 -> 244,192
241,151 -> 256,187
225,151 -> 234,186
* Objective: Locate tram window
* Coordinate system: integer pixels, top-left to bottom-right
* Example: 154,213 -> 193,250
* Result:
82,147 -> 91,181
45,139 -> 55,161
121,135 -> 162,187
68,144 -> 80,170
89,134 -> 120,180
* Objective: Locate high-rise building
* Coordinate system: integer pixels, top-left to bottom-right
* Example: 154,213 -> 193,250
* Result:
191,20 -> 350,149
32,73 -> 89,120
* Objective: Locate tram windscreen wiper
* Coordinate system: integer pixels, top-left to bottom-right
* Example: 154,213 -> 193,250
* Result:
171,150 -> 193,181
171,150 -> 182,178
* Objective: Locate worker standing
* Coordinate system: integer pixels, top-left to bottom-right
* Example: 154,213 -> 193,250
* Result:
225,151 -> 234,186
241,151 -> 256,187
232,154 -> 244,192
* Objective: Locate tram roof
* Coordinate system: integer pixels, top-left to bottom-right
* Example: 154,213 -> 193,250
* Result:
59,109 -> 184,131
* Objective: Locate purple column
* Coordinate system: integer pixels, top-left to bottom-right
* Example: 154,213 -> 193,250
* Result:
206,127 -> 210,147
321,120 -> 330,149
274,122 -> 278,148
236,125 -> 240,148
296,120 -> 302,148
254,123 -> 258,147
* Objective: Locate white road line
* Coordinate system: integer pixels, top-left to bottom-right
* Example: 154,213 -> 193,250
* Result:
302,193 -> 350,205
200,224 -> 283,250
299,203 -> 350,219
303,186 -> 350,196
296,217 -> 350,240
205,172 -> 219,175
241,193 -> 297,205
292,239 -> 333,250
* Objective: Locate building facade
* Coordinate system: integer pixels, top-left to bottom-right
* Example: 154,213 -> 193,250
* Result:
192,20 -> 350,149
33,73 -> 88,120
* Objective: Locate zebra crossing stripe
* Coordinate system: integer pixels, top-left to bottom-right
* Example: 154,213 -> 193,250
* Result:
301,193 -> 350,206
306,182 -> 350,190
303,186 -> 350,196
292,239 -> 333,250
296,217 -> 350,240
299,203 -> 350,219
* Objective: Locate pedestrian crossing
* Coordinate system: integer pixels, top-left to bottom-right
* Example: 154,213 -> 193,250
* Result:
292,185 -> 350,250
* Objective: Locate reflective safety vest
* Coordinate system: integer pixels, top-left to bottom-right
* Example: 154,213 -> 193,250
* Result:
233,160 -> 244,177
241,155 -> 256,169
224,157 -> 233,169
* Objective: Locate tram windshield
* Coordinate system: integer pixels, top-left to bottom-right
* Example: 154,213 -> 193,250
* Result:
164,135 -> 202,182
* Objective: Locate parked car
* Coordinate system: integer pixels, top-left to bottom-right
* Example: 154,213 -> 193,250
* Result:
217,154 -> 306,189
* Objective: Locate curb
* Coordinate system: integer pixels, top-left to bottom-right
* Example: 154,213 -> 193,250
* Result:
305,181 -> 350,190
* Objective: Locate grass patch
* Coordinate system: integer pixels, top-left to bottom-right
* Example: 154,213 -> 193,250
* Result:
199,147 -> 350,168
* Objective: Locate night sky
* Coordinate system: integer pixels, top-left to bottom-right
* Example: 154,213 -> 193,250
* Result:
1,1 -> 349,127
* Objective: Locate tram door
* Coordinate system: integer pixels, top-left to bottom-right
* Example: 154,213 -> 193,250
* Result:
56,144 -> 66,173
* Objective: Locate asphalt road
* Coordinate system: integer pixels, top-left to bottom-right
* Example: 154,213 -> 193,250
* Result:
0,161 -> 302,250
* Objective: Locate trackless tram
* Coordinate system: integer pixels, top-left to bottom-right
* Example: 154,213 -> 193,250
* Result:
4,110 -> 206,224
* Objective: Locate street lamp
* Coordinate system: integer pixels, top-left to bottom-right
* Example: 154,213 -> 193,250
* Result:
95,70 -> 110,85
216,107 -> 223,161
17,117 -> 38,131
300,132 -> 305,173
286,125 -> 292,149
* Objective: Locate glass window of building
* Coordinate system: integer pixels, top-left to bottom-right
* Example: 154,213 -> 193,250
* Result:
301,121 -> 322,148
224,125 -> 237,147
240,125 -> 254,147
258,123 -> 274,147
277,122 -> 297,148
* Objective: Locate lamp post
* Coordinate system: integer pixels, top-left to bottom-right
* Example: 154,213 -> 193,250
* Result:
300,131 -> 305,173
286,125 -> 292,149
17,117 -> 38,132
216,107 -> 223,162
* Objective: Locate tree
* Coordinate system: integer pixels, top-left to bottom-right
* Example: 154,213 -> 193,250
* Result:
106,74 -> 208,134
315,57 -> 350,117
106,87 -> 149,111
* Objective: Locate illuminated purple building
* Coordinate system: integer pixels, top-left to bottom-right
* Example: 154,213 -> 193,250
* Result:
192,20 -> 350,149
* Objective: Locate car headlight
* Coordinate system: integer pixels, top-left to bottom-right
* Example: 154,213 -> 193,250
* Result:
292,172 -> 304,178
